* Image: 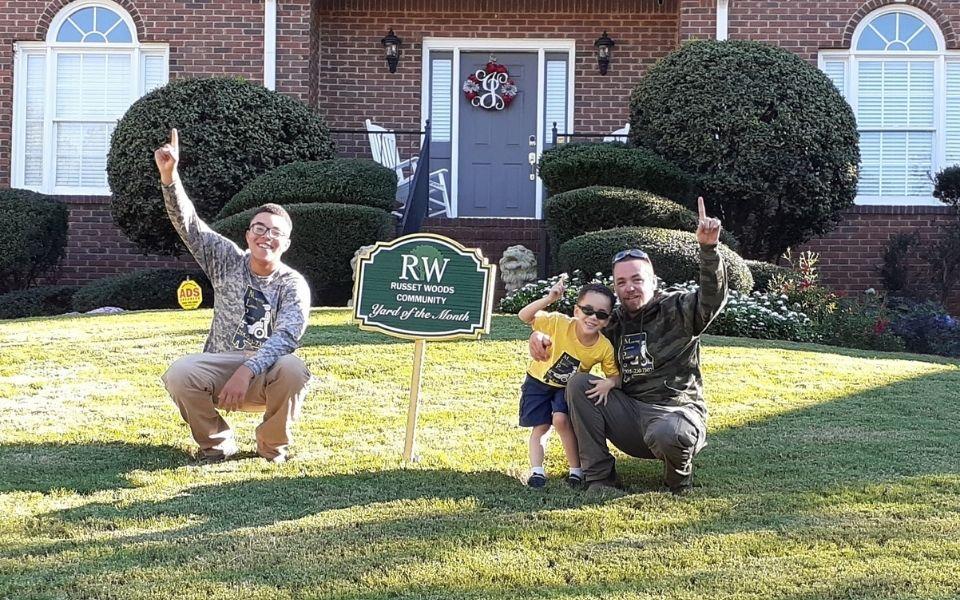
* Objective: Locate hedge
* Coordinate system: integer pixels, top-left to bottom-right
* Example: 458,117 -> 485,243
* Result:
0,188 -> 69,293
213,203 -> 395,305
72,269 -> 213,313
217,159 -> 398,219
107,77 -> 336,256
537,143 -> 691,200
557,226 -> 753,293
0,285 -> 79,320
629,40 -> 859,260
745,260 -> 790,292
544,186 -> 738,249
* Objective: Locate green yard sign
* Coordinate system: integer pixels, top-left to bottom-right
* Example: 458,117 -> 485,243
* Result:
352,233 -> 497,461
353,233 -> 496,341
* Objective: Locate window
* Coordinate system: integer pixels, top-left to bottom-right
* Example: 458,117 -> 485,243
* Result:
12,0 -> 168,195
819,7 -> 959,205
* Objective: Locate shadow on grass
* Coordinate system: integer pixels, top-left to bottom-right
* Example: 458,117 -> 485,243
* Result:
0,441 -> 187,494
6,368 -> 960,598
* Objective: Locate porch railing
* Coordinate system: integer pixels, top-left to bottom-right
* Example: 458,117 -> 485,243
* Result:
550,122 -> 629,145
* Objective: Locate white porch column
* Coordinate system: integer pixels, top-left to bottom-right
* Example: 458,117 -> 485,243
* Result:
264,0 -> 277,89
717,0 -> 729,41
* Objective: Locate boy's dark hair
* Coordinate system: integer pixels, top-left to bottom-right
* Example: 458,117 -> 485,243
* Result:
251,203 -> 293,232
577,283 -> 616,308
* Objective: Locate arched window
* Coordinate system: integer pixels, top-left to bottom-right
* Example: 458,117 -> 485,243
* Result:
819,6 -> 959,205
12,0 -> 168,194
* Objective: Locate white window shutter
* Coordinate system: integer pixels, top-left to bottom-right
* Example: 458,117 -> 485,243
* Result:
822,60 -> 846,95
544,60 -> 567,140
946,62 -> 960,167
23,53 -> 46,187
142,51 -> 167,94
429,58 -> 452,142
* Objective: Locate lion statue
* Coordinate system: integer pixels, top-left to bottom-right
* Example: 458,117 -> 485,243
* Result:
499,245 -> 538,293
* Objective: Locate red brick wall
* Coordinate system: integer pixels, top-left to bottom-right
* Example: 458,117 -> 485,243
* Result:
316,0 -> 679,151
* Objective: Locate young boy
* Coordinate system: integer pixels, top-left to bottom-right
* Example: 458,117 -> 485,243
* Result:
518,277 -> 620,488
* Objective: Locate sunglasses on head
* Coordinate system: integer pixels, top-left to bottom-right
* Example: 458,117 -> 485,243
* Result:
577,304 -> 611,320
612,248 -> 650,264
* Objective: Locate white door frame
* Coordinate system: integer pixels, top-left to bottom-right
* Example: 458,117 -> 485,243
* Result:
421,37 -> 576,219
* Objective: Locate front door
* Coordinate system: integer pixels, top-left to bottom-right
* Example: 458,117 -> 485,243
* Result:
457,52 -> 538,217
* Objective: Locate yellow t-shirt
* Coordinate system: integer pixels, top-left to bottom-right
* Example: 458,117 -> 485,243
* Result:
527,311 -> 619,388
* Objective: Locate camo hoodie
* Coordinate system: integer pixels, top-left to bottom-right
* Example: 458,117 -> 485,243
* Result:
162,181 -> 311,376
603,244 -> 728,418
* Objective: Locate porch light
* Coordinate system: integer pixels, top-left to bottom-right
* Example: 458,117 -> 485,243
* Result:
594,31 -> 615,75
381,29 -> 402,73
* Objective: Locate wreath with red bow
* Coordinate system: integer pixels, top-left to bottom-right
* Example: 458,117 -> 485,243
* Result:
463,60 -> 518,111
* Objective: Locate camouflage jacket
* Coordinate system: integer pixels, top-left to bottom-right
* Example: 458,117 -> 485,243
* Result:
604,244 -> 728,417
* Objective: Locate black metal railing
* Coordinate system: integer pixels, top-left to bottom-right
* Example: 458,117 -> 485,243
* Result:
550,122 -> 628,146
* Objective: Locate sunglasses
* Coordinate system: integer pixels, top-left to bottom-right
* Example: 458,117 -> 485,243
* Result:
577,304 -> 611,320
612,248 -> 650,264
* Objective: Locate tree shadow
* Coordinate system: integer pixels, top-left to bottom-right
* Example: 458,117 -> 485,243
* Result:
0,441 -> 187,494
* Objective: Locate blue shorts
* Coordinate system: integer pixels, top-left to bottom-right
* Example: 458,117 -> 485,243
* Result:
519,374 -> 568,427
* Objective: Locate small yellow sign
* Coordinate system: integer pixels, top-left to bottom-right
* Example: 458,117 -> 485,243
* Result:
177,278 -> 203,310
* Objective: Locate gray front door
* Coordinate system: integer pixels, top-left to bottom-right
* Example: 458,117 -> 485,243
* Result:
458,52 -> 538,217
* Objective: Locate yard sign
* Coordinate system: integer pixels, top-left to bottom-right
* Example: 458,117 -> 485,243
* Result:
353,233 -> 497,461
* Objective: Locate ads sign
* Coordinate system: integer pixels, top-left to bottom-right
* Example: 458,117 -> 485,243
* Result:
353,233 -> 496,341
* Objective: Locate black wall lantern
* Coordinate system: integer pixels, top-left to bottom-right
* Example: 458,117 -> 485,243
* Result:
594,31 -> 615,75
381,29 -> 402,73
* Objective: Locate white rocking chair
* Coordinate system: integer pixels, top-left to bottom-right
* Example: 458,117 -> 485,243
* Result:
603,122 -> 630,142
365,119 -> 451,218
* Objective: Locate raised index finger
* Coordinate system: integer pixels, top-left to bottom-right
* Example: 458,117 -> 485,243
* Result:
697,196 -> 706,220
170,128 -> 179,149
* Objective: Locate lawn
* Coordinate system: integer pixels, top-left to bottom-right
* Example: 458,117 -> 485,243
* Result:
1,309 -> 959,599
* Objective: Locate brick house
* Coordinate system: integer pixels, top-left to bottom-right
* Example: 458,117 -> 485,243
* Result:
1,0 -> 958,300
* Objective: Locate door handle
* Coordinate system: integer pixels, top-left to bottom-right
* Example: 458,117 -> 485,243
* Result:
529,152 -> 537,180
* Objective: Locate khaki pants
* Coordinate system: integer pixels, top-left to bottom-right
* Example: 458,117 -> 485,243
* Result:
566,372 -> 707,491
162,351 -> 311,460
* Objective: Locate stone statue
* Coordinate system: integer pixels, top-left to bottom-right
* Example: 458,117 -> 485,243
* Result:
348,244 -> 377,307
499,244 -> 538,293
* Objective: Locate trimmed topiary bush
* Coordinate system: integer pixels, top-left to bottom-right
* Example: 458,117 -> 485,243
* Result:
538,143 -> 691,200
745,259 -> 790,292
217,159 -> 398,220
108,77 -> 336,256
213,203 -> 395,305
0,188 -> 69,293
0,285 -> 79,319
544,186 -> 738,249
557,226 -> 753,293
630,40 -> 859,260
72,269 -> 213,313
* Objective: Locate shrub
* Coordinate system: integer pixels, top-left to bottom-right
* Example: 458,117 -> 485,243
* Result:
745,260 -> 790,292
888,298 -> 960,357
0,188 -> 69,293
498,270 -> 610,315
556,226 -> 753,293
217,159 -> 397,219
107,77 -> 336,256
629,40 -> 859,260
679,284 -> 818,342
814,292 -> 906,352
932,164 -> 960,210
878,231 -> 920,296
0,285 -> 79,319
766,249 -> 838,323
544,186 -> 738,249
538,143 -> 691,200
213,203 -> 395,305
72,269 -> 213,313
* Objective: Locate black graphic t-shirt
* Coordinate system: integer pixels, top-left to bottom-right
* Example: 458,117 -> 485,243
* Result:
618,332 -> 655,384
232,286 -> 276,350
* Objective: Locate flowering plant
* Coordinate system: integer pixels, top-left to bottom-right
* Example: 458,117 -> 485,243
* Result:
498,271 -> 612,315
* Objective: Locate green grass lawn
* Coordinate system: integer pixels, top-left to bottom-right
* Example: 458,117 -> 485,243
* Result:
2,309 -> 960,599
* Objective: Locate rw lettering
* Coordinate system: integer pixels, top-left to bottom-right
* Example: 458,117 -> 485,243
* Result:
399,254 -> 450,282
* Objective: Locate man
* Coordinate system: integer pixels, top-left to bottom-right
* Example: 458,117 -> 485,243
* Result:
155,129 -> 312,464
531,197 -> 727,494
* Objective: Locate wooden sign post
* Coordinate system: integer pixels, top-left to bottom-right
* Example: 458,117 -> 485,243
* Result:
352,233 -> 496,462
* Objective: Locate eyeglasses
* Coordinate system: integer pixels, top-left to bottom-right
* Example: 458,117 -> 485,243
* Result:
577,304 -> 611,320
248,223 -> 289,240
612,248 -> 649,264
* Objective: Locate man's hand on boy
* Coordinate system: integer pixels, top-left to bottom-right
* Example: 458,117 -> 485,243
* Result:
586,377 -> 616,406
529,332 -> 552,361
